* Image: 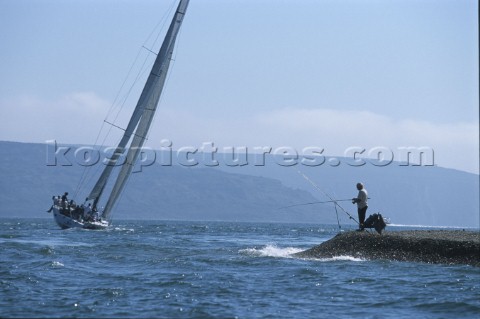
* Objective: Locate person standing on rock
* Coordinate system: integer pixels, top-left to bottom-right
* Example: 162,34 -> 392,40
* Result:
352,182 -> 368,231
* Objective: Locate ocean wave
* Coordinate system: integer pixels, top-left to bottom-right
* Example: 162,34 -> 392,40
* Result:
239,245 -> 365,262
239,245 -> 304,258
111,227 -> 135,232
309,255 -> 365,262
51,261 -> 64,267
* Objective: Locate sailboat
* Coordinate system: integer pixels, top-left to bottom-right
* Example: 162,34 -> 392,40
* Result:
48,0 -> 190,229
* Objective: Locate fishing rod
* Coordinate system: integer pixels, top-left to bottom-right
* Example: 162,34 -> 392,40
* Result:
295,169 -> 371,233
278,198 -> 369,210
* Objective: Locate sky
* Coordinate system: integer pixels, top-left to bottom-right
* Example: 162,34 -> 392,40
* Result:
0,0 -> 478,174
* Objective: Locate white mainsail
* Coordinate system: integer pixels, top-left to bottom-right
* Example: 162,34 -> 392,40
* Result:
88,0 -> 190,218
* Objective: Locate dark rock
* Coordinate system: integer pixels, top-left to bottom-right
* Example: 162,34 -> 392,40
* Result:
294,230 -> 480,266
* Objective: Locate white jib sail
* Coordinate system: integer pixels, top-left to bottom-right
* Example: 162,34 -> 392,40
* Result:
101,0 -> 190,218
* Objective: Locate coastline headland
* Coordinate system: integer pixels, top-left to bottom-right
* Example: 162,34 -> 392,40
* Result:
294,230 -> 480,267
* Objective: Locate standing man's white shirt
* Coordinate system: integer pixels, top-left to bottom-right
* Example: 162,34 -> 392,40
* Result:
357,189 -> 368,209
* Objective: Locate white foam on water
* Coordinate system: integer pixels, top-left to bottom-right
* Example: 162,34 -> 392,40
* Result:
239,245 -> 365,263
239,244 -> 304,258
112,227 -> 135,232
318,255 -> 365,262
51,261 -> 64,267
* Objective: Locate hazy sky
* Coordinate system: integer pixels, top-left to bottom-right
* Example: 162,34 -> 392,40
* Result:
0,0 -> 478,173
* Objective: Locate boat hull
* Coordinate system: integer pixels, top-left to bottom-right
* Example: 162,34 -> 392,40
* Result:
52,206 -> 109,230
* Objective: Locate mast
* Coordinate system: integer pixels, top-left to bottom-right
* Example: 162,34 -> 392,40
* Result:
89,0 -> 190,217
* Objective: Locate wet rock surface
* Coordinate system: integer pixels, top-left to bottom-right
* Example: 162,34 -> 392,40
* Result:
294,230 -> 480,266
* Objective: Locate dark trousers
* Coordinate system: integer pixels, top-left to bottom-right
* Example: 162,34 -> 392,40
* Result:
358,206 -> 368,228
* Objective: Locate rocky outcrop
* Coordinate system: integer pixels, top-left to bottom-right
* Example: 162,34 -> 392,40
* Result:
294,230 -> 480,266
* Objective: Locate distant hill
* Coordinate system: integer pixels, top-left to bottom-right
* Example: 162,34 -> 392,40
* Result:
215,152 -> 479,228
0,141 -> 478,227
0,141 -> 333,224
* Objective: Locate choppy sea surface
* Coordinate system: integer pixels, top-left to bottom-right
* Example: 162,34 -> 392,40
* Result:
1,218 -> 479,318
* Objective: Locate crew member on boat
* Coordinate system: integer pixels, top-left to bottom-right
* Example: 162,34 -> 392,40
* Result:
83,203 -> 92,221
46,196 -> 56,212
60,192 -> 69,209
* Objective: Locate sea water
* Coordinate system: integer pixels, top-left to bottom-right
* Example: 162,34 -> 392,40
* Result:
1,218 -> 479,318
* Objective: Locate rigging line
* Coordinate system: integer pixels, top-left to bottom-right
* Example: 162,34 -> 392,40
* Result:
91,43 -> 162,199
143,23 -> 184,145
103,120 -> 127,131
98,23 -> 157,146
143,0 -> 177,50
73,1 -> 178,203
142,45 -> 158,56
84,47 -> 149,192
80,38 -> 158,199
100,0 -> 175,149
73,115 -> 111,199
110,38 -> 161,129
106,3 -> 183,216
87,6 -> 176,205
111,0 -> 177,132
105,46 -> 146,125
105,0 -> 175,124
109,0 -> 177,129
74,38 -> 152,200
116,63 -> 177,214
103,120 -> 150,140
108,50 -> 151,132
